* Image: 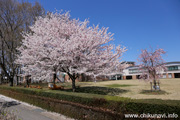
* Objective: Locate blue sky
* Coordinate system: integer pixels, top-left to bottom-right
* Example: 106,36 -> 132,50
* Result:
29,0 -> 180,63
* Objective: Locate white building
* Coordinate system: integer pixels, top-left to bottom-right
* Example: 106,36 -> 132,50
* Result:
109,61 -> 180,80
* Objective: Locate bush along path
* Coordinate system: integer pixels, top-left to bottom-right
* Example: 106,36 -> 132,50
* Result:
0,86 -> 180,120
0,94 -> 73,120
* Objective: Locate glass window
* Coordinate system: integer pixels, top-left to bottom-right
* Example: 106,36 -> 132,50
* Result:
168,73 -> 172,78
163,74 -> 166,78
129,69 -> 140,74
168,66 -> 178,71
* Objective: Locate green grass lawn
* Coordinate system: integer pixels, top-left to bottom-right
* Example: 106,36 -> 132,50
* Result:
9,78 -> 180,100
75,78 -> 179,100
76,78 -> 180,100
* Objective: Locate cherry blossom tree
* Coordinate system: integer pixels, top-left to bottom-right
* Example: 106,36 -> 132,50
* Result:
138,48 -> 166,91
16,11 -> 127,91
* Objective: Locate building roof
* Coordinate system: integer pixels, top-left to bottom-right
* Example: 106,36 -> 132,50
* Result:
124,61 -> 180,70
165,62 -> 180,66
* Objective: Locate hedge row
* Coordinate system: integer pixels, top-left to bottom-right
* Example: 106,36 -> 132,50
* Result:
0,88 -> 124,120
0,86 -> 179,120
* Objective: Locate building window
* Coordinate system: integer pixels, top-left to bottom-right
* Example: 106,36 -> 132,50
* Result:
129,69 -> 140,74
109,74 -> 121,80
126,76 -> 132,80
163,74 -> 166,78
168,66 -> 178,71
168,73 -> 172,78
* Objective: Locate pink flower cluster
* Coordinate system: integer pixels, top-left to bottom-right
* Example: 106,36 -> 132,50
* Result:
16,11 -> 127,82
138,48 -> 166,82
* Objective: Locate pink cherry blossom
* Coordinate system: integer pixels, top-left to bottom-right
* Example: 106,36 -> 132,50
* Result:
138,48 -> 166,90
16,11 -> 127,91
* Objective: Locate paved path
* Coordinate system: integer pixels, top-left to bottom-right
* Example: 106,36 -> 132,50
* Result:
0,94 -> 74,120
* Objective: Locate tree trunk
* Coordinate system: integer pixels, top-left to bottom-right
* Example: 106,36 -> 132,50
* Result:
72,78 -> 76,92
153,79 -> 157,90
0,76 -> 2,84
16,75 -> 19,86
9,77 -> 13,86
150,82 -> 152,91
67,72 -> 76,92
26,75 -> 31,87
53,73 -> 56,85
26,77 -> 29,87
26,79 -> 29,87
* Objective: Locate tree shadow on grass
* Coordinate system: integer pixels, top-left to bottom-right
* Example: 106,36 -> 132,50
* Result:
64,86 -> 128,95
140,90 -> 168,95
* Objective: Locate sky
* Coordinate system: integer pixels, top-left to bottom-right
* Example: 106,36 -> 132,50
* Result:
29,0 -> 180,63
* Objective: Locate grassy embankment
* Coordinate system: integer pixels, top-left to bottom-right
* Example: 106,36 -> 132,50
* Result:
0,78 -> 180,119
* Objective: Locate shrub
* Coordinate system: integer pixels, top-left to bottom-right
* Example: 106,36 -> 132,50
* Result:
0,86 -> 180,120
